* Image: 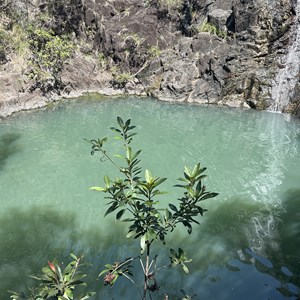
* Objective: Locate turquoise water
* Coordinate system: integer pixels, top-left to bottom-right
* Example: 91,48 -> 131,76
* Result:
0,96 -> 300,299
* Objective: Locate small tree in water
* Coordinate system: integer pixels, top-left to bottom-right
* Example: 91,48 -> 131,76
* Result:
87,117 -> 218,299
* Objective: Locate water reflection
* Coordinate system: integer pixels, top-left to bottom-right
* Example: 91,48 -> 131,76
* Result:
0,133 -> 21,171
234,248 -> 300,299
203,189 -> 300,300
0,206 -> 80,298
0,206 -> 166,299
178,196 -> 280,269
163,189 -> 299,300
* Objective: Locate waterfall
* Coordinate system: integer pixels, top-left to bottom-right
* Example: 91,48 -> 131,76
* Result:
243,112 -> 299,254
271,2 -> 300,112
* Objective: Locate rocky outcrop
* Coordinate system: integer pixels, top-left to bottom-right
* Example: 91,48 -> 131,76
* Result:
0,0 -> 299,117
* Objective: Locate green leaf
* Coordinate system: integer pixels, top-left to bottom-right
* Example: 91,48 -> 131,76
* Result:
111,274 -> 119,286
200,167 -> 207,174
140,235 -> 146,253
200,192 -> 219,201
183,221 -> 192,234
181,263 -> 190,274
145,169 -> 152,183
56,264 -> 63,280
126,146 -> 132,161
113,136 -> 123,141
177,177 -> 189,182
99,269 -> 108,277
79,292 -> 96,300
178,248 -> 184,256
117,116 -> 124,127
195,180 -> 202,194
169,204 -> 178,212
192,163 -> 200,176
183,172 -> 190,181
174,184 -> 187,188
196,174 -> 207,181
127,132 -> 137,139
125,118 -> 131,127
64,289 -> 73,299
153,177 -> 167,187
104,175 -> 111,187
70,253 -> 77,260
110,127 -> 121,133
89,186 -> 106,191
126,230 -> 136,239
132,149 -> 141,160
104,264 -> 113,269
116,209 -> 126,221
165,208 -> 172,220
69,274 -> 87,284
153,190 -> 167,195
187,187 -> 195,197
104,203 -> 118,216
184,166 -> 191,177
145,229 -> 156,241
121,218 -> 135,222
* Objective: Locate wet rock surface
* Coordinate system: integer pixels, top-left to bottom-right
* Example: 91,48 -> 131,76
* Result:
0,0 -> 299,117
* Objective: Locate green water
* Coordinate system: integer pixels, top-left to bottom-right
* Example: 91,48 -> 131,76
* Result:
0,96 -> 300,299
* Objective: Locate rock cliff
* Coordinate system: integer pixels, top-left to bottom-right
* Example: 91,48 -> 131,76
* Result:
0,0 -> 299,117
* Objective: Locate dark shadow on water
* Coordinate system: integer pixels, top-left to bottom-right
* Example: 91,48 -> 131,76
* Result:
0,206 -> 80,299
167,194 -> 300,300
2,191 -> 300,300
180,196 -> 271,270
231,189 -> 300,299
0,133 -> 22,171
0,206 -> 168,300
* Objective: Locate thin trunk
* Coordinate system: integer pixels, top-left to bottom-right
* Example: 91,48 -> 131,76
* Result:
143,243 -> 150,300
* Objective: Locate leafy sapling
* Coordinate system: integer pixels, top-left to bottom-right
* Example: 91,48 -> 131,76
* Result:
87,117 -> 218,299
9,254 -> 94,300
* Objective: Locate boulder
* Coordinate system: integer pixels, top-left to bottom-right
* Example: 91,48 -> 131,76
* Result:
208,9 -> 233,33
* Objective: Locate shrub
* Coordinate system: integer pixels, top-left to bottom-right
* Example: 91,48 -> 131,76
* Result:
9,254 -> 94,300
0,28 -> 7,63
27,27 -> 74,93
147,45 -> 161,58
87,117 -> 218,299
198,21 -> 227,39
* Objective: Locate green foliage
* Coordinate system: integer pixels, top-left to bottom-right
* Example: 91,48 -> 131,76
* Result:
9,254 -> 94,300
110,67 -> 132,89
10,24 -> 29,57
87,117 -> 218,298
147,45 -> 161,58
0,0 -> 27,24
0,27 -> 7,63
27,27 -> 74,93
0,24 -> 30,65
144,0 -> 184,12
169,248 -> 192,274
125,33 -> 144,48
97,52 -> 107,69
198,21 -> 227,39
157,0 -> 184,10
99,257 -> 135,287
